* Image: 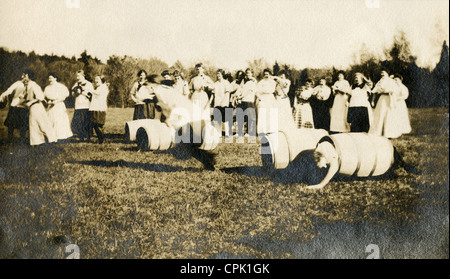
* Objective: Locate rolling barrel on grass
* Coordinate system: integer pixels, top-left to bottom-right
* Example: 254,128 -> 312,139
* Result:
136,120 -> 174,151
261,128 -> 329,170
125,119 -> 154,142
198,122 -> 221,151
174,120 -> 221,151
136,119 -> 221,151
321,133 -> 395,177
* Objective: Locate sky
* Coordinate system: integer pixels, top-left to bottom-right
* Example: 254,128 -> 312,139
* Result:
0,0 -> 448,71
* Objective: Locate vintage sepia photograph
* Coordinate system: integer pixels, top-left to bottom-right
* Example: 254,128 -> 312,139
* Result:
0,0 -> 448,262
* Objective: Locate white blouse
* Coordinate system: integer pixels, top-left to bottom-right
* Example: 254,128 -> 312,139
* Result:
213,79 -> 231,107
257,78 -> 277,95
349,86 -> 371,108
241,78 -> 257,103
72,80 -> 94,109
372,77 -> 396,95
89,84 -> 109,111
44,82 -> 69,102
332,80 -> 351,95
314,85 -> 331,100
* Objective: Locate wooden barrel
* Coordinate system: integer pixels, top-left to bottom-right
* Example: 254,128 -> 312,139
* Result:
284,128 -> 328,162
260,131 -> 290,170
261,129 -> 328,170
328,133 -> 394,177
125,119 -> 154,142
136,120 -> 175,151
175,120 -> 220,151
199,122 -> 221,151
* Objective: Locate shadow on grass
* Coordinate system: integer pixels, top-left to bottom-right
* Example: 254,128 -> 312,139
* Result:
68,159 -> 201,172
221,150 -> 400,185
104,133 -> 129,144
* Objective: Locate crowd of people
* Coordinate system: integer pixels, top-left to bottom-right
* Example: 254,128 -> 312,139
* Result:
129,64 -> 412,140
0,69 -> 109,145
0,64 -> 412,147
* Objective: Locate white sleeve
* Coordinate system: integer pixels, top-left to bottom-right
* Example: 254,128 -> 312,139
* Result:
1,81 -> 22,97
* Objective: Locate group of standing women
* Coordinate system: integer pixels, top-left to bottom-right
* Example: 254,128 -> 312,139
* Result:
329,69 -> 411,138
0,69 -> 110,146
129,65 -> 412,141
129,65 -> 293,139
293,69 -> 411,139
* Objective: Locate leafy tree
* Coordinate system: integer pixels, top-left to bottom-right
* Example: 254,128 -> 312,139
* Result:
247,58 -> 270,80
432,40 -> 449,107
104,55 -> 138,108
273,61 -> 280,76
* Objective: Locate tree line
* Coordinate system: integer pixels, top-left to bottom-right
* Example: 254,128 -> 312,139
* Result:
1,31 -> 448,108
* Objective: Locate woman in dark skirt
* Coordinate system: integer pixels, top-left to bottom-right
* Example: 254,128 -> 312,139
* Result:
0,72 -> 32,142
311,77 -> 332,131
88,75 -> 109,144
71,70 -> 94,141
130,70 -> 158,120
347,73 -> 373,133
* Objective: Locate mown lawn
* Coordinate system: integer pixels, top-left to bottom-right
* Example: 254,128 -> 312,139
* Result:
0,107 -> 448,259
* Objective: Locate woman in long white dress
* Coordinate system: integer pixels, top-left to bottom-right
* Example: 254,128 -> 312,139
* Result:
369,69 -> 398,138
394,74 -> 412,135
330,71 -> 351,133
256,68 -> 277,135
44,73 -> 73,141
21,70 -> 57,146
273,70 -> 293,131
384,74 -> 412,137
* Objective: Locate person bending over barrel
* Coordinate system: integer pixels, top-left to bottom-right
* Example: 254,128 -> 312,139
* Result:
306,133 -> 421,190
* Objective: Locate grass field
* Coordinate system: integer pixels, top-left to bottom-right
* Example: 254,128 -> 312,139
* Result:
0,107 -> 448,259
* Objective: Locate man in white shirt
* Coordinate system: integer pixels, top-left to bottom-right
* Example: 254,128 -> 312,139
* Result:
0,71 -> 31,143
71,70 -> 94,142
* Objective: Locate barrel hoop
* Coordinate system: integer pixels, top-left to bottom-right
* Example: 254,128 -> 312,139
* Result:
328,135 -> 342,172
317,136 -> 334,147
349,134 -> 362,176
367,135 -> 378,177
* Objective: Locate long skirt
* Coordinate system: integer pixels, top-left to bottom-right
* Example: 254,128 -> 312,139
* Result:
347,106 -> 371,133
311,99 -> 331,131
396,100 -> 412,134
90,110 -> 106,125
236,102 -> 256,136
29,102 -> 57,146
383,99 -> 411,138
4,106 -> 29,131
47,102 -> 73,140
133,102 -> 160,120
257,94 -> 277,135
71,109 -> 90,138
275,96 -> 295,131
90,110 -> 106,142
191,91 -> 209,111
369,95 -> 391,137
330,94 -> 350,132
293,103 -> 314,129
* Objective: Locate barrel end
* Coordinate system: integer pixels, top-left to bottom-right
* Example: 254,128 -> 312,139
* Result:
136,127 -> 149,151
